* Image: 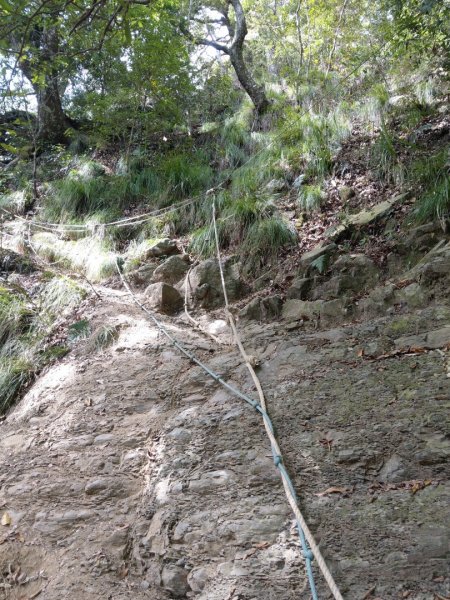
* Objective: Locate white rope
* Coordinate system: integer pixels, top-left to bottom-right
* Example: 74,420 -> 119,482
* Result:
212,202 -> 344,600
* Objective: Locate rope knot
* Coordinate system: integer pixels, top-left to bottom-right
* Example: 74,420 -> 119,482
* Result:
273,455 -> 283,466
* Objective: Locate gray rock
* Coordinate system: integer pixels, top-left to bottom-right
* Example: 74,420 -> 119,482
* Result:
187,566 -> 208,592
394,282 -> 428,308
394,326 -> 450,350
127,263 -> 157,286
0,249 -> 35,273
325,193 -> 409,241
331,253 -> 379,283
379,454 -> 407,483
282,299 -> 322,322
286,277 -> 311,300
282,298 -> 347,325
311,253 -> 379,300
415,434 -> 450,465
144,282 -> 183,315
299,243 -> 336,267
187,258 -> 248,309
93,433 -> 115,445
239,295 -> 283,322
265,178 -> 286,193
146,238 -> 179,258
151,255 -> 189,285
85,479 -> 108,495
161,565 -> 189,597
292,174 -> 306,189
320,299 -> 349,324
426,326 -> 450,348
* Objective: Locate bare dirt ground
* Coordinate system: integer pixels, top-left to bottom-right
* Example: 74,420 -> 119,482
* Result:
0,257 -> 449,600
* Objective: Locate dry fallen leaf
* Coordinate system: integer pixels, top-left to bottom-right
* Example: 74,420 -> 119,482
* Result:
411,480 -> 432,494
1,512 -> 12,526
253,541 -> 270,549
315,487 -> 349,497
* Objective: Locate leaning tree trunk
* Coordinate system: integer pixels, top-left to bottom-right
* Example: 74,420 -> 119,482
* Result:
229,46 -> 270,115
190,0 -> 270,117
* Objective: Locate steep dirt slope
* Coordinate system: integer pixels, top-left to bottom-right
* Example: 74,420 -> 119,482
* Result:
0,246 -> 449,600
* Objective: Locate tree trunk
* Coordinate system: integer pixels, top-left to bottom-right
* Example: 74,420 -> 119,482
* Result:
16,25 -> 72,144
189,0 -> 270,116
35,76 -> 72,144
229,47 -> 270,114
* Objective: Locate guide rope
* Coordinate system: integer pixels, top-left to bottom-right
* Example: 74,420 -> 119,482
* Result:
116,255 -> 343,600
211,201 -> 343,600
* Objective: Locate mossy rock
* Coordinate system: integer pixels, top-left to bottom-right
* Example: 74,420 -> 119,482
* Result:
0,249 -> 34,274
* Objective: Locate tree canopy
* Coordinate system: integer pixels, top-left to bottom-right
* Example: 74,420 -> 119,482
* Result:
0,0 -> 448,145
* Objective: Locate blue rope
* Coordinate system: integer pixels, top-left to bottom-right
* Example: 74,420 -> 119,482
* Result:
120,275 -> 320,598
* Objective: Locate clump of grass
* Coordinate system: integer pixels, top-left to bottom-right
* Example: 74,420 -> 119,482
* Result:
189,225 -> 216,258
0,286 -> 32,347
88,324 -> 120,351
370,127 -> 405,184
408,148 -> 449,225
0,189 -> 32,215
0,357 -> 34,413
44,156 -> 163,223
230,147 -> 278,196
242,216 -> 296,272
32,232 -> 117,281
123,237 -> 167,272
415,175 -> 449,225
221,112 -> 252,168
158,153 -> 213,201
0,274 -> 87,413
39,276 -> 86,315
298,184 -> 325,212
67,319 -> 91,342
278,109 -> 349,178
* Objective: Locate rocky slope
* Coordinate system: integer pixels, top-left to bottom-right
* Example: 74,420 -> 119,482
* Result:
0,209 -> 449,599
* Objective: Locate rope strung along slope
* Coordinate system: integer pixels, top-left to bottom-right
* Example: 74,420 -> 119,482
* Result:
115,252 -> 344,599
212,202 -> 344,600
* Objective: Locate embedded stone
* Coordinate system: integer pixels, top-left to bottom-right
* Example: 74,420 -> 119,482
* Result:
144,282 -> 183,315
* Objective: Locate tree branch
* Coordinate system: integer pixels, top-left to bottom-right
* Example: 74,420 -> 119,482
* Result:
229,0 -> 247,50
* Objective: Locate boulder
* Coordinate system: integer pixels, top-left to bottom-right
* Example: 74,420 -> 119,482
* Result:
286,277 -> 312,300
127,263 -> 156,287
394,282 -> 428,308
239,295 -> 283,322
161,565 -> 189,597
292,174 -> 306,189
299,243 -> 337,269
146,238 -> 179,258
266,178 -> 286,193
282,300 -> 322,322
151,255 -> 189,285
309,254 -> 379,300
325,193 -> 409,241
357,283 -> 397,317
0,249 -> 34,273
144,282 -> 183,315
187,258 -> 248,309
282,298 -> 348,325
